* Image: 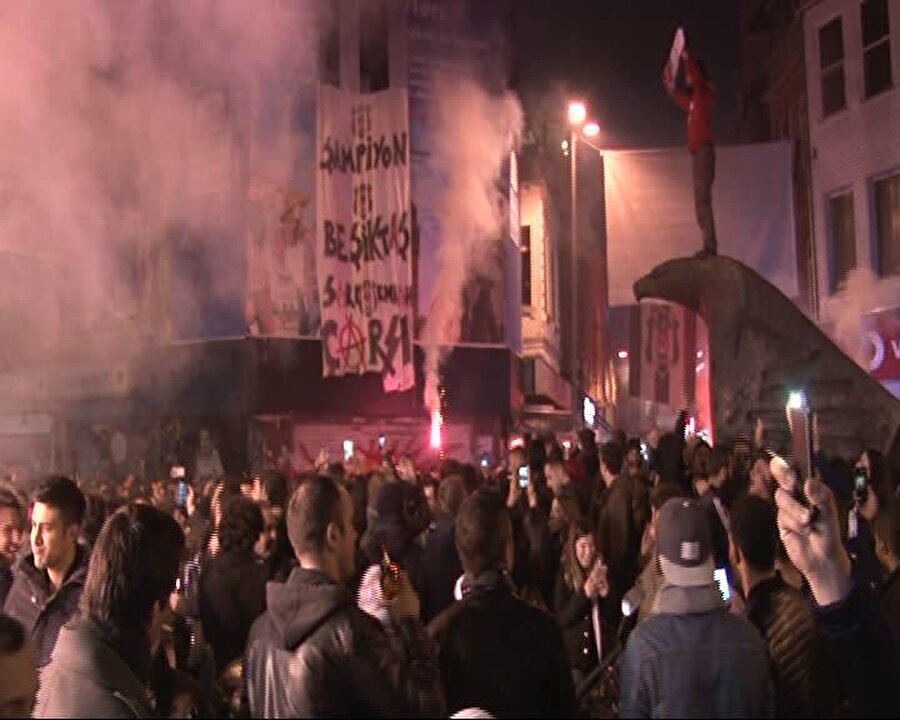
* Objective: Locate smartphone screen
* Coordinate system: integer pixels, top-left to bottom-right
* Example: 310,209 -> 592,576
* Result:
176,480 -> 189,507
343,440 -> 354,462
714,567 -> 730,602
518,465 -> 530,488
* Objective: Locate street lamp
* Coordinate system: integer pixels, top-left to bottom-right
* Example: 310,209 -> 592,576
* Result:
568,101 -> 587,126
567,101 -> 599,430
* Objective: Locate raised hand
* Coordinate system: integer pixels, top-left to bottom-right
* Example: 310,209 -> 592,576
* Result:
774,470 -> 852,607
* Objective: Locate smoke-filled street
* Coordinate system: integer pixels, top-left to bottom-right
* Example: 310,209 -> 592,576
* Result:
0,1 -> 898,718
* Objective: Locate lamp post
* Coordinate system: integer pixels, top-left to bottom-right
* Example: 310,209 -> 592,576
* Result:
566,101 -> 596,431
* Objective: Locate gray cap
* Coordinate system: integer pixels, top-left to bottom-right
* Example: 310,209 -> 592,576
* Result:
657,497 -> 714,586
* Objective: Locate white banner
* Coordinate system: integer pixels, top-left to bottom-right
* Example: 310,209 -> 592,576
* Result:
604,142 -> 798,306
665,27 -> 685,84
316,86 -> 415,392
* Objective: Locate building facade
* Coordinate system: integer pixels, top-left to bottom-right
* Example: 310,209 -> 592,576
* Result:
803,0 -> 900,396
0,0 -> 528,481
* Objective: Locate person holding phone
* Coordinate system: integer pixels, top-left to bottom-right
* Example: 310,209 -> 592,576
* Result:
774,460 -> 900,716
729,495 -> 837,717
620,498 -> 772,718
553,520 -> 608,684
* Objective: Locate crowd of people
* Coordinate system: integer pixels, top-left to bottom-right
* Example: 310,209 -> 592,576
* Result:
0,411 -> 896,718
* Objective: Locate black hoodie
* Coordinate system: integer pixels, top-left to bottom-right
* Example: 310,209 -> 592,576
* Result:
245,567 -> 443,718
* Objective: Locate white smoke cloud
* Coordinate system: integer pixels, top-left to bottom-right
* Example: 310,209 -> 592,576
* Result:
0,0 -> 316,370
831,266 -> 900,367
421,74 -> 523,415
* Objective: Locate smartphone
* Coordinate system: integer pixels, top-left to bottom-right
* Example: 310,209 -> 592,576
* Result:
786,391 -> 815,510
342,439 -> 354,462
714,567 -> 731,603
176,480 -> 189,508
480,454 -> 490,469
853,466 -> 869,505
378,435 -> 386,450
170,465 -> 186,480
518,465 -> 530,489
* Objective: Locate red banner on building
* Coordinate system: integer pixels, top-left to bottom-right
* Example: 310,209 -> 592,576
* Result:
864,306 -> 900,382
629,302 -> 696,408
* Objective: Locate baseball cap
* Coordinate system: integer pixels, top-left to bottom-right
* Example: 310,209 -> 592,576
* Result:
657,497 -> 714,587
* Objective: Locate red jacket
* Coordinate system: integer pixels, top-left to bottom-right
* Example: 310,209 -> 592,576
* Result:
672,55 -> 714,152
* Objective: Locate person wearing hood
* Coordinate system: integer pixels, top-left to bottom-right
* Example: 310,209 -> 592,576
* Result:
244,474 -> 443,718
3,476 -> 88,669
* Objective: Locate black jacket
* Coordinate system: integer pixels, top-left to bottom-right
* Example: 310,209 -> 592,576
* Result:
34,617 -> 154,718
428,573 -> 575,718
553,570 -> 599,673
244,567 -> 443,718
814,574 -> 900,717
596,477 -> 645,622
198,549 -> 268,674
746,574 -> 837,718
0,562 -> 12,608
3,545 -> 88,667
881,568 -> 900,680
419,515 -> 463,623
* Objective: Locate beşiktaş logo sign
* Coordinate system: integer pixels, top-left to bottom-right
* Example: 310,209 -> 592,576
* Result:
864,307 -> 900,381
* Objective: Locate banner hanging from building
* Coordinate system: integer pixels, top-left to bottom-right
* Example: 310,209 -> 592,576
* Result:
245,179 -> 319,337
316,85 -> 415,392
629,302 -> 697,408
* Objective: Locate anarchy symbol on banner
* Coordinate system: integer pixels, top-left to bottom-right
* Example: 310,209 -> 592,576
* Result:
337,312 -> 367,372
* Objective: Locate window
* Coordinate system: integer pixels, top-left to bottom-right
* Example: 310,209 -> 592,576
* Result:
521,225 -> 532,305
861,0 -> 892,98
360,0 -> 389,93
319,3 -> 340,87
873,173 -> 900,276
828,191 -> 857,292
819,17 -> 846,117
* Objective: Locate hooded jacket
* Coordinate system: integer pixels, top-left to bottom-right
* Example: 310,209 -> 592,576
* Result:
244,567 -> 443,718
3,545 -> 89,668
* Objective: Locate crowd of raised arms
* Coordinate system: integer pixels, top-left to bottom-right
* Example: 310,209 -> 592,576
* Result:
0,411 -> 897,718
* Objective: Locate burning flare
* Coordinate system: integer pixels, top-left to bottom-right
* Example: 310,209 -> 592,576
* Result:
430,410 -> 443,450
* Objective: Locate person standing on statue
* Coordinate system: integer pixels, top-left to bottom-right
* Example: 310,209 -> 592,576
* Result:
663,42 -> 717,257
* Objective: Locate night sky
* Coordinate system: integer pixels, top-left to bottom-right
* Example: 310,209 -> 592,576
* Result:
513,1 -> 742,149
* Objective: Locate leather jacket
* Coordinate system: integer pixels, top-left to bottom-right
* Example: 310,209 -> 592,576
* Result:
746,574 -> 837,718
244,567 -> 443,718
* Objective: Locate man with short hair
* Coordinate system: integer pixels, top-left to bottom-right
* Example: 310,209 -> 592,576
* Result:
0,489 -> 25,606
700,445 -> 731,569
730,496 -> 835,717
245,475 -> 443,718
33,504 -> 184,717
621,497 -> 773,718
596,442 -> 647,624
428,488 -> 574,718
3,476 -> 87,668
0,614 -> 37,718
199,494 -> 268,674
